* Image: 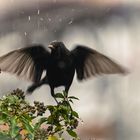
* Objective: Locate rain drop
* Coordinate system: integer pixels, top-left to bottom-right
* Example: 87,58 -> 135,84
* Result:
28,16 -> 31,21
37,9 -> 40,15
24,32 -> 27,36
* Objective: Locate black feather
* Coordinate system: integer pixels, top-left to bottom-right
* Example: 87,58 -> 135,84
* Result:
0,42 -> 127,101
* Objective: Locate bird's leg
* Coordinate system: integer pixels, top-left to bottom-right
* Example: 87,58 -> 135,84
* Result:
64,86 -> 73,113
27,77 -> 48,93
50,87 -> 58,104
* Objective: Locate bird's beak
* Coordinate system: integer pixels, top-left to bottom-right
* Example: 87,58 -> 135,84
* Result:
48,45 -> 55,53
48,45 -> 54,50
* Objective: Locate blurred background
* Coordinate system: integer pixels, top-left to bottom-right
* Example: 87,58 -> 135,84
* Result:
0,0 -> 139,139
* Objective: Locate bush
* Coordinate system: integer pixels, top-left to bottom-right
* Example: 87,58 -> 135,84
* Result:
0,89 -> 80,140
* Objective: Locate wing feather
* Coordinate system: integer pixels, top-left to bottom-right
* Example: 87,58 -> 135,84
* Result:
0,45 -> 50,82
71,45 -> 126,80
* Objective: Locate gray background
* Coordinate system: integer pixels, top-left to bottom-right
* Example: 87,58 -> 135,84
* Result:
0,1 -> 139,140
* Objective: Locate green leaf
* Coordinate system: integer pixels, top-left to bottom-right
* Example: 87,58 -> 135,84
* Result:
54,93 -> 64,99
0,133 -> 11,140
48,135 -> 58,140
0,112 -> 8,122
0,90 -> 81,139
10,116 -> 20,138
8,95 -> 18,104
72,111 -> 79,118
69,99 -> 74,104
47,116 -> 54,124
0,120 -> 5,124
68,96 -> 79,100
63,91 -> 68,97
15,134 -> 22,139
20,116 -> 34,135
47,105 -> 55,112
22,114 -> 33,122
67,130 -> 77,138
61,101 -> 69,106
55,126 -> 62,132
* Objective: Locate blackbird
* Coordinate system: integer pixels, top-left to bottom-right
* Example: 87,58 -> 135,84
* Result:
0,41 -> 126,101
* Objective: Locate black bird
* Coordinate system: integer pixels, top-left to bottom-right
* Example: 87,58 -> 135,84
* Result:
0,41 -> 126,101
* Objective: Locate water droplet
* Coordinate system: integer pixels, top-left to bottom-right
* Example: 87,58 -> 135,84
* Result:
37,9 -> 40,15
28,16 -> 31,21
24,32 -> 27,36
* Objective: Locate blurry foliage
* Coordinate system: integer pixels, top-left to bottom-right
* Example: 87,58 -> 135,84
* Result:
0,89 -> 80,140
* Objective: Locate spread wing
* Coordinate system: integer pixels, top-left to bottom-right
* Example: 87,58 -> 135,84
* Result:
0,45 -> 50,82
71,45 -> 126,80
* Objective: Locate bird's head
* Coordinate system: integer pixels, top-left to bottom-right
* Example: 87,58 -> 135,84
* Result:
48,41 -> 69,58
48,41 -> 65,52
